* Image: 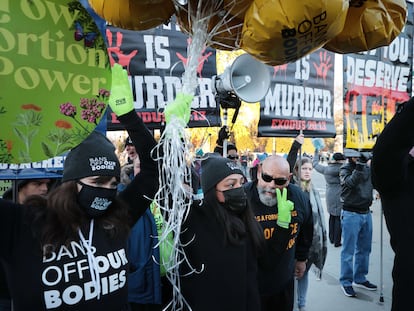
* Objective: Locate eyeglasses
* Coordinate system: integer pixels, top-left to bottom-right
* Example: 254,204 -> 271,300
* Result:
227,155 -> 239,160
261,173 -> 288,185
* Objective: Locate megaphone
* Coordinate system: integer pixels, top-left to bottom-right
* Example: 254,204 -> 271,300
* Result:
212,53 -> 270,103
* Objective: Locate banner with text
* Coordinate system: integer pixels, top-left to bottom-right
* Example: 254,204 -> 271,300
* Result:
343,1 -> 413,151
257,49 -> 336,138
106,19 -> 219,131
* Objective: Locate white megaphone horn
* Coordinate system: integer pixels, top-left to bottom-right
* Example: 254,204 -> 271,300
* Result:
212,53 -> 270,103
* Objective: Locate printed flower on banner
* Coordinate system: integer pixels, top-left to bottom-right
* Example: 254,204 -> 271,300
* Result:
0,139 -> 13,163
0,104 -> 13,162
13,104 -> 43,163
41,121 -> 74,159
57,89 -> 110,155
60,89 -> 109,129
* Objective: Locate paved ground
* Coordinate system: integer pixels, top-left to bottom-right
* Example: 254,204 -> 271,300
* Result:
295,170 -> 394,311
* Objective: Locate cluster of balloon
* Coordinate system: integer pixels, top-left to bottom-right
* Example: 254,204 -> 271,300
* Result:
88,0 -> 408,62
323,0 -> 407,54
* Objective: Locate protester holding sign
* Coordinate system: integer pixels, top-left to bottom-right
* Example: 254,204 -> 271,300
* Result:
0,64 -> 158,310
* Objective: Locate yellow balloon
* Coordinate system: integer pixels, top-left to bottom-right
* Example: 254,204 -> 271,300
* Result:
323,0 -> 407,54
240,0 -> 349,65
88,0 -> 175,31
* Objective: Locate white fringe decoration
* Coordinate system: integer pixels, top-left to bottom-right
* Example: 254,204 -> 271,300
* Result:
153,8 -> 209,311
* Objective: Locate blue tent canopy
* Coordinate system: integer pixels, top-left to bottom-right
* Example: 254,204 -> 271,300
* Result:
0,168 -> 62,180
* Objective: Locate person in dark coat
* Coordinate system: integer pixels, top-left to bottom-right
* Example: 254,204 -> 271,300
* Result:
339,150 -> 376,298
313,151 -> 346,247
178,155 -> 264,311
0,64 -> 158,310
244,155 -> 313,311
371,97 -> 414,311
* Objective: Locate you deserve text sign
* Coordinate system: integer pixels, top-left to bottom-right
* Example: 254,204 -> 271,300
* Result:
343,1 -> 414,150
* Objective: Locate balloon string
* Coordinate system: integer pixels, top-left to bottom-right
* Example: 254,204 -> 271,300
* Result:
154,4 -> 212,308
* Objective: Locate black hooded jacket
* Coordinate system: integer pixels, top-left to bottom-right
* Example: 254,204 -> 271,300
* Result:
179,197 -> 261,311
371,97 -> 414,311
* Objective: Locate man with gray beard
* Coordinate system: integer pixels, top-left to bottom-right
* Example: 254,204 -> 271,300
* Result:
244,155 -> 313,311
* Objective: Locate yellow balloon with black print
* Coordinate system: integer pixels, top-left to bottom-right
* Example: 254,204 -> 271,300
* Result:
88,0 -> 175,31
240,0 -> 349,66
323,0 -> 407,54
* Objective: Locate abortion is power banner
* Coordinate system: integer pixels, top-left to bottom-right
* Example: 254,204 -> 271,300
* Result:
0,0 -> 111,164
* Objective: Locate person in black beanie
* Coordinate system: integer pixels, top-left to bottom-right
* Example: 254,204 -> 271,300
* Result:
178,154 -> 264,311
371,97 -> 414,311
0,64 -> 158,311
124,136 -> 138,164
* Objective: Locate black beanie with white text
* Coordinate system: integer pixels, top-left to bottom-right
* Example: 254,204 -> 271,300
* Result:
62,131 -> 121,182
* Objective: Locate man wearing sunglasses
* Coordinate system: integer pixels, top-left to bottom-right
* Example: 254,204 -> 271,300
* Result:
244,155 -> 313,311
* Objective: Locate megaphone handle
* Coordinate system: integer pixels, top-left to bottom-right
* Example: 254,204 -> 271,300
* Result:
223,108 -> 228,157
298,129 -> 303,179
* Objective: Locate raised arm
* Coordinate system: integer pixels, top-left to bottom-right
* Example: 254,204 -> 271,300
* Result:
108,64 -> 159,222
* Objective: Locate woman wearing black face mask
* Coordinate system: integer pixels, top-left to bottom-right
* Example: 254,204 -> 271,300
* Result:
0,66 -> 158,311
178,154 -> 264,311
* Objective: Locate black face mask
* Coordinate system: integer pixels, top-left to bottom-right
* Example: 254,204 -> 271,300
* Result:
77,181 -> 117,218
222,187 -> 247,214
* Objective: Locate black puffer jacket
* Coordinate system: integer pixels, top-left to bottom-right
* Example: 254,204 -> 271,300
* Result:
339,160 -> 373,212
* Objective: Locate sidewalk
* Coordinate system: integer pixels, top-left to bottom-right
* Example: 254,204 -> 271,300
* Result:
300,172 -> 394,311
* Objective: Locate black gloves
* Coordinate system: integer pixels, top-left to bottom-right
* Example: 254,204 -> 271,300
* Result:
356,152 -> 371,170
359,152 -> 371,163
216,126 -> 230,146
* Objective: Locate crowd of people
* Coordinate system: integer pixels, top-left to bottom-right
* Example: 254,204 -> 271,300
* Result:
0,63 -> 409,311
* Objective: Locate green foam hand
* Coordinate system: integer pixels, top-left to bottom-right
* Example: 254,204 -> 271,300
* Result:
108,63 -> 134,116
164,92 -> 194,125
276,188 -> 294,229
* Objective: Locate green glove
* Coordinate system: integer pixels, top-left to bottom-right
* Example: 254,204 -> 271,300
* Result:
108,63 -> 134,116
150,201 -> 173,276
276,188 -> 294,229
164,92 -> 194,125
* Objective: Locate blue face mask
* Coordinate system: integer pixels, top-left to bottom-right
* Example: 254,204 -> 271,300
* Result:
77,181 -> 117,218
222,187 -> 247,214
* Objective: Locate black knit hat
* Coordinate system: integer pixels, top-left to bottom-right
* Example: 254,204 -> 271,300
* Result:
62,131 -> 120,182
332,152 -> 345,161
124,136 -> 134,149
201,154 -> 244,193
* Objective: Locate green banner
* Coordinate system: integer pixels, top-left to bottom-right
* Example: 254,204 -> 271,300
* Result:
0,0 -> 111,164
0,179 -> 11,197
